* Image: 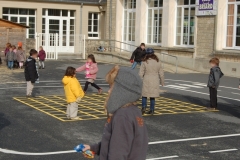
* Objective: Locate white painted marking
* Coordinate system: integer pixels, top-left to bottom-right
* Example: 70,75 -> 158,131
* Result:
165,85 -> 189,89
163,86 -> 240,102
0,79 -> 106,84
149,133 -> 240,145
209,148 -> 238,153
232,92 -> 240,95
146,155 -> 179,160
0,148 -> 75,155
176,83 -> 203,89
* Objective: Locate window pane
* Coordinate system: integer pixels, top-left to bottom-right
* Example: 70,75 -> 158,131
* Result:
70,19 -> 74,25
19,9 -> 28,15
189,7 -> 195,45
10,8 -> 18,14
93,26 -> 98,32
88,20 -> 92,25
10,17 -> 18,22
29,17 -> 35,23
3,16 -> 8,20
183,8 -> 189,45
48,9 -> 60,16
29,35 -> 35,38
42,9 -> 46,15
20,17 -> 27,25
176,7 -> 182,45
29,9 -> 35,15
70,10 -> 75,17
93,13 -> 98,19
190,0 -> 195,4
62,10 -> 68,17
178,0 -> 189,5
3,8 -> 9,14
94,20 -> 98,25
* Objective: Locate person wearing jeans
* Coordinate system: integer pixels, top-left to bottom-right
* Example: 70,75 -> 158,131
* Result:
6,46 -> 15,70
130,43 -> 146,69
8,61 -> 14,69
139,48 -> 164,115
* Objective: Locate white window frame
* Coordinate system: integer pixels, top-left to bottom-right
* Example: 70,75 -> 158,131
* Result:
175,2 -> 195,47
122,0 -> 136,43
147,0 -> 163,45
2,8 -> 36,38
88,13 -> 99,39
226,1 -> 240,50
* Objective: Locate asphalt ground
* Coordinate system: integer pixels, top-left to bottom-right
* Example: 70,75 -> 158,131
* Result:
0,60 -> 240,160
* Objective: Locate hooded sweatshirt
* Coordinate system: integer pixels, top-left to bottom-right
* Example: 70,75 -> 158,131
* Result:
24,56 -> 38,83
207,66 -> 224,89
90,66 -> 148,160
62,76 -> 84,103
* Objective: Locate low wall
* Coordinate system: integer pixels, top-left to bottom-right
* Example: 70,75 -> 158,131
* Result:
26,38 -> 35,55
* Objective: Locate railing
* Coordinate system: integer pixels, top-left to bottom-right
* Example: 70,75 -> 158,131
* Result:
87,39 -> 178,73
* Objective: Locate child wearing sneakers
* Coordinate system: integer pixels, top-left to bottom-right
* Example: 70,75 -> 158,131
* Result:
62,67 -> 84,120
76,54 -> 102,94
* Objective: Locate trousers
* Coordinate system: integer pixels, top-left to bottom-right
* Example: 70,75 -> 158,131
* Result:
26,81 -> 34,96
209,87 -> 217,108
142,97 -> 155,111
84,80 -> 101,92
66,102 -> 78,118
131,61 -> 141,70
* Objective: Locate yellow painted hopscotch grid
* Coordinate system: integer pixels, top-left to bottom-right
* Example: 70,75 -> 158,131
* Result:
13,93 -> 217,122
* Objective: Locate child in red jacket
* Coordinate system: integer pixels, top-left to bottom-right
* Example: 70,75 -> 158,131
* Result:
38,46 -> 46,69
76,54 -> 102,94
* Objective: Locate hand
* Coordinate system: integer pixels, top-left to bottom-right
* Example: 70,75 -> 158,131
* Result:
76,97 -> 82,103
82,145 -> 90,152
130,60 -> 133,63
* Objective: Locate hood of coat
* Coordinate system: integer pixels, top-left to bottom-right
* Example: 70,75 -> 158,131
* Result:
104,66 -> 142,114
27,56 -> 36,62
62,76 -> 75,85
212,66 -> 224,78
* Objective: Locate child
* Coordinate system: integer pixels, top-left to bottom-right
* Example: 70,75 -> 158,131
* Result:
6,46 -> 16,70
62,67 -> 84,120
12,45 -> 18,68
82,66 -> 148,159
130,43 -> 146,69
207,57 -> 224,110
24,49 -> 39,97
16,46 -> 26,69
76,54 -> 102,94
38,46 -> 46,69
4,43 -> 11,66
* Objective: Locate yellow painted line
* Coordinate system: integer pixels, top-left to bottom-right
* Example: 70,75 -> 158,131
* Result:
13,98 -> 64,122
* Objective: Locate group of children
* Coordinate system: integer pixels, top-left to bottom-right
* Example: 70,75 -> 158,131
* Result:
1,42 -> 46,70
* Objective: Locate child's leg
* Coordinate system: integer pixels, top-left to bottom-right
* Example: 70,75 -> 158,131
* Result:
91,83 -> 101,90
8,61 -> 11,69
42,61 -> 45,68
27,81 -> 34,96
66,104 -> 70,118
209,87 -> 217,108
150,97 -> 155,111
131,61 -> 138,70
69,102 -> 78,118
84,81 -> 91,92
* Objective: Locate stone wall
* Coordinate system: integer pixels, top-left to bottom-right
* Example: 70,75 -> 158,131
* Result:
26,38 -> 36,55
196,16 -> 215,58
105,0 -> 116,40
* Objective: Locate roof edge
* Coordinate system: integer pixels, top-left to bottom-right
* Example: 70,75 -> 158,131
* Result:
0,18 -> 30,28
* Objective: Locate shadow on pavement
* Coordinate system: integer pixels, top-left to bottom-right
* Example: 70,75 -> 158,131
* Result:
0,113 -> 11,130
161,92 -> 240,119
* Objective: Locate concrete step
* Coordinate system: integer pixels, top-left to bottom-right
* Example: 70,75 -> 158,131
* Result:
57,53 -> 84,60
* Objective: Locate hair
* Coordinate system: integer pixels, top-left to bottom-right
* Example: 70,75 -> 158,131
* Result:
6,43 -> 11,48
87,54 -> 96,63
65,67 -> 76,77
18,46 -> 23,50
142,54 -> 159,62
39,46 -> 43,50
209,57 -> 220,66
29,49 -> 38,56
140,43 -> 145,47
12,45 -> 16,49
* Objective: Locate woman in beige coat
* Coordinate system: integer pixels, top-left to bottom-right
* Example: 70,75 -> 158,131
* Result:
139,48 -> 164,115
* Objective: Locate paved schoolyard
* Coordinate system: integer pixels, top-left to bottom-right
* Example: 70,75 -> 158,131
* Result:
0,60 -> 240,160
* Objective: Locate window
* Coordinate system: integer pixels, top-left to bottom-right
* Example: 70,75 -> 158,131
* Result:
147,0 -> 163,44
176,0 -> 195,46
123,0 -> 136,42
88,13 -> 99,38
226,0 -> 240,48
2,8 -> 36,38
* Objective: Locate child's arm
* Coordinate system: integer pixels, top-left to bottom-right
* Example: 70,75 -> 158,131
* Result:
89,64 -> 99,74
130,49 -> 136,61
76,65 -> 86,72
28,61 -> 38,83
213,69 -> 221,88
70,80 -> 84,99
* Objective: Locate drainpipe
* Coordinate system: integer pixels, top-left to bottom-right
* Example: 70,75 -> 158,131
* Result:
80,3 -> 83,35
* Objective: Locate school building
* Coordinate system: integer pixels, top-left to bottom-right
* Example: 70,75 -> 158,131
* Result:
0,0 -> 239,76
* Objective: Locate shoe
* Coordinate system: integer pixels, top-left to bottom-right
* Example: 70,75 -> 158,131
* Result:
39,66 -> 42,69
98,89 -> 103,94
141,108 -> 146,115
71,116 -> 79,120
147,110 -> 154,115
26,95 -> 35,98
42,67 -> 45,69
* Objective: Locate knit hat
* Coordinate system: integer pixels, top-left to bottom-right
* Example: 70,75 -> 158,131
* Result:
146,48 -> 154,54
105,66 -> 142,114
18,42 -> 23,47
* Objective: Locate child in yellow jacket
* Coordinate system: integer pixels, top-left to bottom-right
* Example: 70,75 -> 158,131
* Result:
62,67 -> 84,120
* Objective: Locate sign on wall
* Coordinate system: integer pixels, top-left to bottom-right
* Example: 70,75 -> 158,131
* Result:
196,0 -> 217,16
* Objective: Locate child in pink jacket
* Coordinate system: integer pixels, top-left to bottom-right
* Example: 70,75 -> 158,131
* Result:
76,54 -> 102,94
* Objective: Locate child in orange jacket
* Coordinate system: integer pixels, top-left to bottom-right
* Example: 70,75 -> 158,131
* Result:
62,67 -> 84,120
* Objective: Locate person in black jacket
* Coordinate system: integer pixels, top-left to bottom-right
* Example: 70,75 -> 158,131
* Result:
24,49 -> 39,97
130,43 -> 146,69
207,57 -> 224,110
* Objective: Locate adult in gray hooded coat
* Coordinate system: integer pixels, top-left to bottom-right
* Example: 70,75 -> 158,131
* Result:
83,65 -> 148,160
139,48 -> 164,115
